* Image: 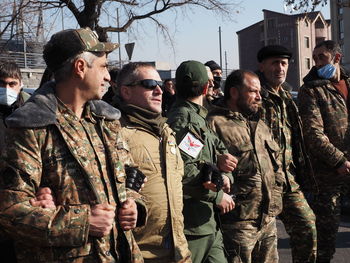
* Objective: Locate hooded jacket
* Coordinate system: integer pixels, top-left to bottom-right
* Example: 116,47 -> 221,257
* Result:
298,66 -> 350,187
0,82 -> 145,263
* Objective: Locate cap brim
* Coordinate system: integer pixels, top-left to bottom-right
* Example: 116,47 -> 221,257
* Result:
87,42 -> 119,53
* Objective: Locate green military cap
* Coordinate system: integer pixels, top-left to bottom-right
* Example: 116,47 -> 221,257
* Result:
43,27 -> 119,72
176,60 -> 209,89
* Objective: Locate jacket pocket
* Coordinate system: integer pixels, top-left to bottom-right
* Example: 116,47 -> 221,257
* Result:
265,139 -> 280,173
231,142 -> 257,177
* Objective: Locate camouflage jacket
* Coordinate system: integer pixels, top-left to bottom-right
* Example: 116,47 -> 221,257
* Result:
298,66 -> 350,187
167,99 -> 232,236
207,104 -> 285,225
116,103 -> 191,263
0,82 -> 144,263
258,73 -> 315,192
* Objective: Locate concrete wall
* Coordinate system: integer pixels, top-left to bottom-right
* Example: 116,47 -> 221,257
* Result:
20,68 -> 45,90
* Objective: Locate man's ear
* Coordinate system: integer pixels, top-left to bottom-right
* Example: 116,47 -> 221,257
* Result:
120,85 -> 131,101
202,82 -> 209,96
73,58 -> 86,80
334,53 -> 342,64
229,86 -> 238,101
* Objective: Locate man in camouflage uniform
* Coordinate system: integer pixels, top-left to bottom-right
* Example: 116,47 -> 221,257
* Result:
167,60 -> 237,263
298,40 -> 350,263
113,62 -> 191,263
0,28 -> 145,263
207,70 -> 285,263
257,45 -> 317,263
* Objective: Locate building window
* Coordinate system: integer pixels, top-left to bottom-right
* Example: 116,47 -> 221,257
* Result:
339,19 -> 344,40
305,58 -> 311,70
267,19 -> 276,29
304,36 -> 310,48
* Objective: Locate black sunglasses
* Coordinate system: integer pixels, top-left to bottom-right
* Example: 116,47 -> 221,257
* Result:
126,79 -> 163,90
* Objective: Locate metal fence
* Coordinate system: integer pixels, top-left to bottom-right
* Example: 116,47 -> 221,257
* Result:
0,51 -> 45,69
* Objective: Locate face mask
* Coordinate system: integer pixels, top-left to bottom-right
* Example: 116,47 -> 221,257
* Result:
317,64 -> 336,79
213,76 -> 222,90
0,87 -> 19,106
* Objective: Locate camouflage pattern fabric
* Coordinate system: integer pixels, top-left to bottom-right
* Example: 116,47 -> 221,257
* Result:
207,103 -> 285,263
222,217 -> 278,263
0,83 -> 144,263
298,66 -> 350,262
258,78 -> 317,263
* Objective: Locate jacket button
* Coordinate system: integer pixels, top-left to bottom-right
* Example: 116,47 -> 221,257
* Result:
74,208 -> 81,214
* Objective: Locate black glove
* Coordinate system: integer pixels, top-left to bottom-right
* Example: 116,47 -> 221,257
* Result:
125,166 -> 146,192
201,162 -> 224,191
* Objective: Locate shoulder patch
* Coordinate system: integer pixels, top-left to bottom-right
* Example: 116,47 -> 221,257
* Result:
178,132 -> 204,158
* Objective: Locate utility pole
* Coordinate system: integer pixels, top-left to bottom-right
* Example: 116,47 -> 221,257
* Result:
117,8 -> 122,68
224,51 -> 228,78
219,26 -> 222,68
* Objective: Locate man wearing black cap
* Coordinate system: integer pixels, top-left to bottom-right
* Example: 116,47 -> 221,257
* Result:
205,60 -> 224,98
0,28 -> 145,263
167,60 -> 237,263
256,45 -> 317,263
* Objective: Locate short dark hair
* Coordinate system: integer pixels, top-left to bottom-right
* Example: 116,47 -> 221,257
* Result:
224,69 -> 258,101
0,61 -> 22,80
117,62 -> 155,89
176,83 -> 205,99
109,67 -> 120,83
314,40 -> 342,56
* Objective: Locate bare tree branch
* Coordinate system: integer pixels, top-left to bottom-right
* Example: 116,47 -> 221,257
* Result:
283,0 -> 328,12
1,0 -> 241,42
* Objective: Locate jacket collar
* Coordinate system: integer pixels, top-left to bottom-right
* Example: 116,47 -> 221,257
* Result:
303,65 -> 350,88
6,81 -> 121,128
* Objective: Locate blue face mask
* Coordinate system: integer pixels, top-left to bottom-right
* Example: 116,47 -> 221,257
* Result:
317,64 -> 336,79
0,87 -> 19,106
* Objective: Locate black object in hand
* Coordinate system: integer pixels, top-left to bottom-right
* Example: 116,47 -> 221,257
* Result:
201,162 -> 224,191
125,166 -> 146,192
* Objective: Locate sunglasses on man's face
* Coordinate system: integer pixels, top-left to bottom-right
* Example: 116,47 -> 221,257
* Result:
126,79 -> 163,90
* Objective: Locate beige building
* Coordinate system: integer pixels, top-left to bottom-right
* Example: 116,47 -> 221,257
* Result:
237,10 -> 331,89
330,0 -> 350,70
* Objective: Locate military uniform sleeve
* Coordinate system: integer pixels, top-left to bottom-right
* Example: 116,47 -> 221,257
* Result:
298,86 -> 346,168
0,128 -> 90,247
207,116 -> 234,184
168,114 -> 224,204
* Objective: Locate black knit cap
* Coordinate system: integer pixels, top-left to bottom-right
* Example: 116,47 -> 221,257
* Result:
204,60 -> 222,71
257,45 -> 292,62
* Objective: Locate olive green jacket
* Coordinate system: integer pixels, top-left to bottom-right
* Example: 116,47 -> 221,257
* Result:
167,99 -> 232,236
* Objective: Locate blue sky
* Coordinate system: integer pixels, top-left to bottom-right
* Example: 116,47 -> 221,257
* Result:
108,0 -> 330,71
43,0 -> 330,71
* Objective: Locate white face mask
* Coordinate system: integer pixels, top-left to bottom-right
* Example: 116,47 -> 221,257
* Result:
0,87 -> 19,106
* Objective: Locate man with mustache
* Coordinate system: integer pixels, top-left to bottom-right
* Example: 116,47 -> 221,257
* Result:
257,45 -> 317,263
